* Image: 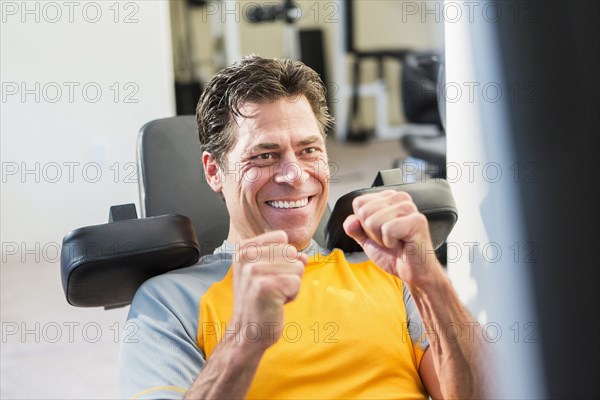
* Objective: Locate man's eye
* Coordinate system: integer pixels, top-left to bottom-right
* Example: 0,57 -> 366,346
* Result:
303,147 -> 317,154
253,153 -> 274,160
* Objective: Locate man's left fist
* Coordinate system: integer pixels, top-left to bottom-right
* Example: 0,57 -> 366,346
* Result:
342,189 -> 440,287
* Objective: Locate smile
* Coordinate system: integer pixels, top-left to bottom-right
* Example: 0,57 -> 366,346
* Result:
266,197 -> 311,209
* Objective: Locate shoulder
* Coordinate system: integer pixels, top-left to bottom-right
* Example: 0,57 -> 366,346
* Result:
136,253 -> 233,299
130,253 -> 233,326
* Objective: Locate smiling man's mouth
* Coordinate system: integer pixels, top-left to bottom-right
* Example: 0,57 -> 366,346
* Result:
266,196 -> 312,209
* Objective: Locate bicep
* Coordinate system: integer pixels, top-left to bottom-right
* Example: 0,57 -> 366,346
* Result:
420,347 -> 443,400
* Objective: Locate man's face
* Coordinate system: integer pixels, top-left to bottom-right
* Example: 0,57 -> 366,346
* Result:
204,96 -> 330,249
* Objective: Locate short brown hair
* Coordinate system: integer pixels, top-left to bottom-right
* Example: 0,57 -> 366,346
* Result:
196,55 -> 333,166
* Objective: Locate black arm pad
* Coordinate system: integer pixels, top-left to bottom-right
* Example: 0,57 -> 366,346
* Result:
325,180 -> 457,252
60,214 -> 199,308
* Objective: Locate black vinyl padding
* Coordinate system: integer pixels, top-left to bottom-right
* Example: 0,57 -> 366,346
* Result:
60,215 -> 199,308
326,180 -> 457,252
138,116 -> 230,256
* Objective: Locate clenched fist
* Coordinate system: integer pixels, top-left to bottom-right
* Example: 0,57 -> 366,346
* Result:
342,190 -> 440,288
229,230 -> 308,353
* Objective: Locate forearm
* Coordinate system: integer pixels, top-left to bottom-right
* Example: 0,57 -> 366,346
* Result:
407,267 -> 490,399
184,336 -> 264,400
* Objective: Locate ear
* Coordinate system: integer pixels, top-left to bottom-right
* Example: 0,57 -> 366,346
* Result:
202,151 -> 223,193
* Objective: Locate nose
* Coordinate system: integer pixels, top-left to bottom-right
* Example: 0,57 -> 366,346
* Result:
272,152 -> 309,187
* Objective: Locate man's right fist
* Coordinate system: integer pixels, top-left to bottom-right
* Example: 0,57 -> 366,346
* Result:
229,230 -> 308,352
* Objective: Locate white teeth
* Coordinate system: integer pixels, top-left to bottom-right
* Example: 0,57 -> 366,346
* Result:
268,197 -> 309,209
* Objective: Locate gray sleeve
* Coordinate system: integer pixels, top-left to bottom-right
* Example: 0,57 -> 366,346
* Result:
403,283 -> 430,352
118,275 -> 205,400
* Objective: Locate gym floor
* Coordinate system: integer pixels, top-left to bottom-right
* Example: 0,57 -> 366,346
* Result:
1,137 -> 406,399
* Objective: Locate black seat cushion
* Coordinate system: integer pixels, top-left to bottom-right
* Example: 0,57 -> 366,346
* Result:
61,215 -> 199,308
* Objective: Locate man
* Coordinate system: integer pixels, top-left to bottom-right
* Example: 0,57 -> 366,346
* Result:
119,55 -> 489,399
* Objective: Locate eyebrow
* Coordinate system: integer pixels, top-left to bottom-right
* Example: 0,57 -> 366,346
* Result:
249,143 -> 281,154
247,135 -> 323,154
296,135 -> 322,147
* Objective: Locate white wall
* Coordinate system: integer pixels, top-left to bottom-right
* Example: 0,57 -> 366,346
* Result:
1,2 -> 174,397
1,0 -> 175,250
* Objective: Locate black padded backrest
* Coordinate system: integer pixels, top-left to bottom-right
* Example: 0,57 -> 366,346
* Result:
138,116 -> 330,255
138,116 -> 227,256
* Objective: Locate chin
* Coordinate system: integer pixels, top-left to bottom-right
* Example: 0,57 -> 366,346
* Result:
282,229 -> 313,250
